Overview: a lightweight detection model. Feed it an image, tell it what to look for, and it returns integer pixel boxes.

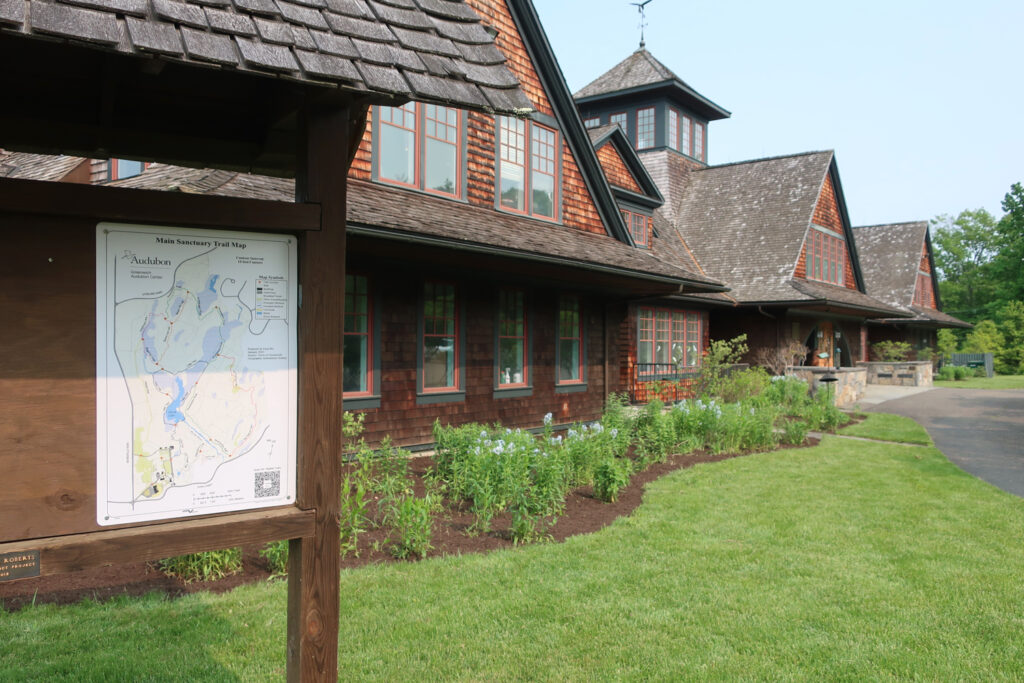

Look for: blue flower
[543,412,553,426]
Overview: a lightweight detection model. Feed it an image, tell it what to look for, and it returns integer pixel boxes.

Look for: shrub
[634,399,675,467]
[974,366,988,377]
[938,365,957,381]
[383,495,434,559]
[916,347,934,363]
[593,458,633,503]
[872,340,912,362]
[259,540,289,578]
[159,548,242,583]
[763,375,811,413]
[695,334,748,398]
[953,365,969,380]
[718,366,771,403]
[780,419,809,446]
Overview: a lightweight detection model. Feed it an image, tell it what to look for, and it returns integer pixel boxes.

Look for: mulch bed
[0,435,823,612]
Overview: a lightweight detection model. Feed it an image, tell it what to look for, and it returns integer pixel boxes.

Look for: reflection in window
[558,295,582,384]
[497,116,560,221]
[343,274,371,395]
[377,103,461,198]
[498,289,528,387]
[422,282,458,391]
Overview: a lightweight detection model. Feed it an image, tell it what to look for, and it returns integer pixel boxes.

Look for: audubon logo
[120,250,171,267]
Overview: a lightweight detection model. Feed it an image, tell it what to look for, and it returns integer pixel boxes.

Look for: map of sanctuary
[115,251,269,504]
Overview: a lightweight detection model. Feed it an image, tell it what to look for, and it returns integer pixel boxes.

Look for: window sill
[343,395,381,410]
[555,383,588,394]
[493,386,533,399]
[372,178,469,205]
[416,390,466,406]
[494,205,561,225]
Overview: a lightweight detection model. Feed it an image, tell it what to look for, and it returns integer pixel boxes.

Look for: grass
[4,427,1024,680]
[934,374,1024,390]
[838,412,933,445]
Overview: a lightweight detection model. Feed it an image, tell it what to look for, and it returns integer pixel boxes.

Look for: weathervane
[631,0,652,49]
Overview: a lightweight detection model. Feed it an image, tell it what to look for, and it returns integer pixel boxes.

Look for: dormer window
[583,117,600,128]
[621,208,651,248]
[376,103,462,199]
[807,228,845,285]
[496,116,559,221]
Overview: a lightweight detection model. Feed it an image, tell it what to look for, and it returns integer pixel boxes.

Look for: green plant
[383,495,434,560]
[872,340,913,362]
[694,334,749,399]
[916,347,934,363]
[717,366,771,403]
[974,366,988,377]
[938,365,957,381]
[259,540,289,579]
[593,458,633,503]
[781,419,809,446]
[953,365,969,380]
[158,548,242,583]
[634,399,675,468]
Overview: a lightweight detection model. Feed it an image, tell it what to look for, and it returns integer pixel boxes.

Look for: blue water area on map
[165,377,186,425]
[196,275,220,315]
[142,318,159,363]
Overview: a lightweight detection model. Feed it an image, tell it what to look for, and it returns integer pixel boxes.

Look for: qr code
[254,470,281,498]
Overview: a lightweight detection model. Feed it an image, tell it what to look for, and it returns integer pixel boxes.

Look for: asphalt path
[867,387,1024,498]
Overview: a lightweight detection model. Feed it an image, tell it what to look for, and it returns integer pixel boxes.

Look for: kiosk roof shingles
[0,0,532,112]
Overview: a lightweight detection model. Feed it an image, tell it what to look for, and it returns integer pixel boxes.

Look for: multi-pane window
[637,308,703,374]
[621,209,650,248]
[610,112,627,133]
[557,295,583,384]
[497,116,558,220]
[422,282,459,392]
[497,289,528,388]
[343,274,372,396]
[807,229,845,285]
[681,114,692,156]
[583,117,601,128]
[378,102,461,198]
[668,109,679,151]
[636,107,655,149]
[913,272,934,307]
[694,122,705,161]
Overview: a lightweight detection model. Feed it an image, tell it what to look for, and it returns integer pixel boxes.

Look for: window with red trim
[621,208,651,248]
[636,307,704,375]
[343,274,372,396]
[497,289,528,388]
[109,159,146,180]
[377,102,461,198]
[583,117,601,128]
[681,114,692,156]
[806,229,845,285]
[668,109,679,151]
[636,107,655,149]
[694,122,705,161]
[610,112,627,133]
[422,282,459,391]
[557,295,583,384]
[497,116,559,220]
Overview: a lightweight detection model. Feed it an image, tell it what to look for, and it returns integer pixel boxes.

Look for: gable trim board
[588,124,664,209]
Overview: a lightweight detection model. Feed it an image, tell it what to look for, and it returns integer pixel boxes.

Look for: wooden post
[288,102,349,682]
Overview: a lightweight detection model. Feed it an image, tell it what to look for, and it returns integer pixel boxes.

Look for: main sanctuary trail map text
[96,224,297,525]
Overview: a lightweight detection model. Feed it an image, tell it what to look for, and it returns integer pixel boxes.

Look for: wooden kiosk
[0,3,527,679]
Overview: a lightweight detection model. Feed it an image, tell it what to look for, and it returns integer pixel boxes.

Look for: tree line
[932,182,1024,374]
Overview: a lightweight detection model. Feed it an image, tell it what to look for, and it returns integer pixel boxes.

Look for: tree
[962,320,1004,354]
[936,328,958,362]
[931,209,1001,321]
[991,183,1024,305]
[995,300,1024,375]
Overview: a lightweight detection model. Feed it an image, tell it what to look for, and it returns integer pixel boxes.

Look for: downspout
[757,305,779,357]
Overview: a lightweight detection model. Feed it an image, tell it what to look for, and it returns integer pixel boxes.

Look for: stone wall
[785,366,867,409]
[857,361,933,387]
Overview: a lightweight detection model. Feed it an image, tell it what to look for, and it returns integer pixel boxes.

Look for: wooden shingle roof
[0,0,531,112]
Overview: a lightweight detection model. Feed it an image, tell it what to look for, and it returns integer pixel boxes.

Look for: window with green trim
[497,289,528,388]
[422,282,459,392]
[557,295,583,384]
[343,274,373,397]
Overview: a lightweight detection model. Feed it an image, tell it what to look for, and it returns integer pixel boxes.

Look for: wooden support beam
[287,102,349,682]
[0,177,321,233]
[0,507,315,577]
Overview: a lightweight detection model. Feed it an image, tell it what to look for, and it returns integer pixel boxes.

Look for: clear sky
[533,0,1023,227]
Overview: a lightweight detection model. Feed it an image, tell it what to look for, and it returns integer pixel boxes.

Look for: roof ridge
[699,149,833,172]
[853,220,927,230]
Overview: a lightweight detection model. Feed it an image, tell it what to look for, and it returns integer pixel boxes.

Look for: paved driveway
[867,387,1024,497]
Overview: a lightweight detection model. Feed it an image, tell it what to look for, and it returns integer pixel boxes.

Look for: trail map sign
[96,223,297,526]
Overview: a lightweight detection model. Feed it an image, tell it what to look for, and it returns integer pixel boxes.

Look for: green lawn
[934,374,1024,390]
[4,428,1024,680]
[838,412,933,445]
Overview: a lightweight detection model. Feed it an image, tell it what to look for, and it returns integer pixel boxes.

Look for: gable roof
[668,150,906,316]
[573,48,729,121]
[853,221,972,328]
[587,123,663,208]
[103,162,726,291]
[0,0,531,113]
